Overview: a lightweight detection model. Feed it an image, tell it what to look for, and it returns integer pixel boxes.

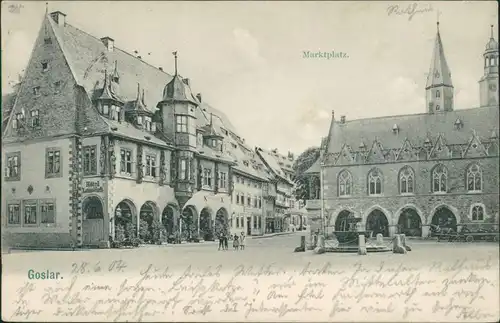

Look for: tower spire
[491,24,494,39]
[210,112,213,126]
[45,2,48,14]
[172,51,178,76]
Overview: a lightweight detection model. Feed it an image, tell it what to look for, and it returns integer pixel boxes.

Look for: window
[247,195,251,206]
[338,170,352,196]
[120,149,133,175]
[24,201,37,225]
[236,216,240,228]
[471,205,484,221]
[145,116,152,131]
[258,198,262,209]
[436,105,440,111]
[219,172,227,189]
[467,164,482,192]
[8,203,20,225]
[146,155,157,177]
[436,90,440,98]
[432,164,447,193]
[110,105,120,120]
[42,62,49,72]
[41,201,55,224]
[179,159,187,180]
[253,215,258,229]
[30,110,40,127]
[254,197,258,208]
[236,193,240,204]
[45,148,61,178]
[44,37,52,45]
[203,168,212,187]
[399,166,415,194]
[176,115,188,133]
[5,152,21,181]
[33,87,40,95]
[83,146,97,175]
[368,168,382,195]
[102,104,109,116]
[54,81,61,93]
[212,139,217,148]
[137,116,143,125]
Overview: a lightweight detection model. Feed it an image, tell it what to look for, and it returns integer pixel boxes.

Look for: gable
[429,133,451,160]
[396,138,416,161]
[463,132,488,158]
[366,140,386,163]
[3,16,79,142]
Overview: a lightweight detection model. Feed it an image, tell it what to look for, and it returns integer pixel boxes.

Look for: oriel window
[83,146,97,175]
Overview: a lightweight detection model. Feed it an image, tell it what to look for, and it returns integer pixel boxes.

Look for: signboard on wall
[82,180,104,193]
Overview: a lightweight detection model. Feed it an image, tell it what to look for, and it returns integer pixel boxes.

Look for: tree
[293,146,321,202]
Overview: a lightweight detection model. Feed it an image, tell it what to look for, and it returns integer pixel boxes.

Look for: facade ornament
[108,137,116,178]
[136,144,143,183]
[100,136,107,176]
[170,151,177,183]
[159,150,166,186]
[214,163,219,194]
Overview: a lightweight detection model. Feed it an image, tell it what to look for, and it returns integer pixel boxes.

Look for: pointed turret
[479,25,499,107]
[425,21,454,113]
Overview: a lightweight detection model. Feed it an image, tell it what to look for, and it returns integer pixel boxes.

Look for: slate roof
[255,148,294,185]
[46,13,261,176]
[325,107,499,155]
[426,25,453,89]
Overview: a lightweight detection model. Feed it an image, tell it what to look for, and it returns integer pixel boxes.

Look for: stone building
[305,23,499,238]
[1,11,294,248]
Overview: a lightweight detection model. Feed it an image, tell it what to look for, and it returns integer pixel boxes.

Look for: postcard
[2,1,499,322]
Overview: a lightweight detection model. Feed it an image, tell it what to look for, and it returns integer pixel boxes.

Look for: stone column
[389,225,397,237]
[421,225,430,238]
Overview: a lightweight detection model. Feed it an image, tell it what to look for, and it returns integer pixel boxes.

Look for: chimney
[159,67,163,71]
[101,37,114,51]
[182,78,190,86]
[196,93,202,102]
[340,116,346,124]
[137,55,142,59]
[50,11,66,27]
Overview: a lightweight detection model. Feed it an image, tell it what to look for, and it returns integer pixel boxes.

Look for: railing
[305,199,321,210]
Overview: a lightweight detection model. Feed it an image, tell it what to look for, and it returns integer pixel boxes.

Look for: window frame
[203,168,212,187]
[176,115,189,133]
[338,170,352,197]
[23,199,38,227]
[41,62,49,72]
[466,164,482,193]
[399,166,415,195]
[4,151,21,181]
[7,201,21,226]
[432,164,448,194]
[145,154,157,178]
[119,148,133,176]
[40,199,56,225]
[83,145,98,176]
[45,148,62,179]
[33,86,40,95]
[219,171,227,189]
[179,159,188,180]
[470,204,485,222]
[30,109,40,128]
[368,168,383,196]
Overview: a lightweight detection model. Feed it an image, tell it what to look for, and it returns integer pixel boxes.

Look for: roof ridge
[339,107,492,124]
[65,23,173,78]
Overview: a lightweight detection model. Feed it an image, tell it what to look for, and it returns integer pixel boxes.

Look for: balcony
[305,199,321,210]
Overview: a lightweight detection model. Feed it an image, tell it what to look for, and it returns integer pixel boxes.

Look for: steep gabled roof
[426,23,453,89]
[255,148,294,185]
[325,107,499,156]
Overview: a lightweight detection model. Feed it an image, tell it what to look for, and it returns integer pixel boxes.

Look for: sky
[1,1,497,155]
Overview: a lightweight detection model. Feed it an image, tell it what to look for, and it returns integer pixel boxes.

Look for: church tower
[426,21,454,114]
[479,25,499,107]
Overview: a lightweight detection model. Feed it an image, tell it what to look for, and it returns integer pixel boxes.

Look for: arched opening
[114,200,137,242]
[139,201,158,243]
[398,208,422,237]
[431,206,457,232]
[199,207,213,241]
[215,208,229,237]
[335,210,354,231]
[162,205,177,237]
[366,209,389,237]
[181,206,197,241]
[82,196,104,246]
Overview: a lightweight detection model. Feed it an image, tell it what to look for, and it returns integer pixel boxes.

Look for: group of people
[218,232,246,251]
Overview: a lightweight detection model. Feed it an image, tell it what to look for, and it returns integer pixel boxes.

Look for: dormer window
[42,62,49,72]
[102,104,109,116]
[145,116,152,131]
[137,116,143,125]
[30,110,40,127]
[110,105,120,121]
[436,90,440,98]
[33,87,40,95]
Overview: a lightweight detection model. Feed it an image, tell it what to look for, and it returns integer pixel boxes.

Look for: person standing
[218,232,224,251]
[240,232,246,250]
[223,231,229,250]
[233,234,239,250]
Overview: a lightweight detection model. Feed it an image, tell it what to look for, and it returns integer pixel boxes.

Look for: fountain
[326,214,391,253]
